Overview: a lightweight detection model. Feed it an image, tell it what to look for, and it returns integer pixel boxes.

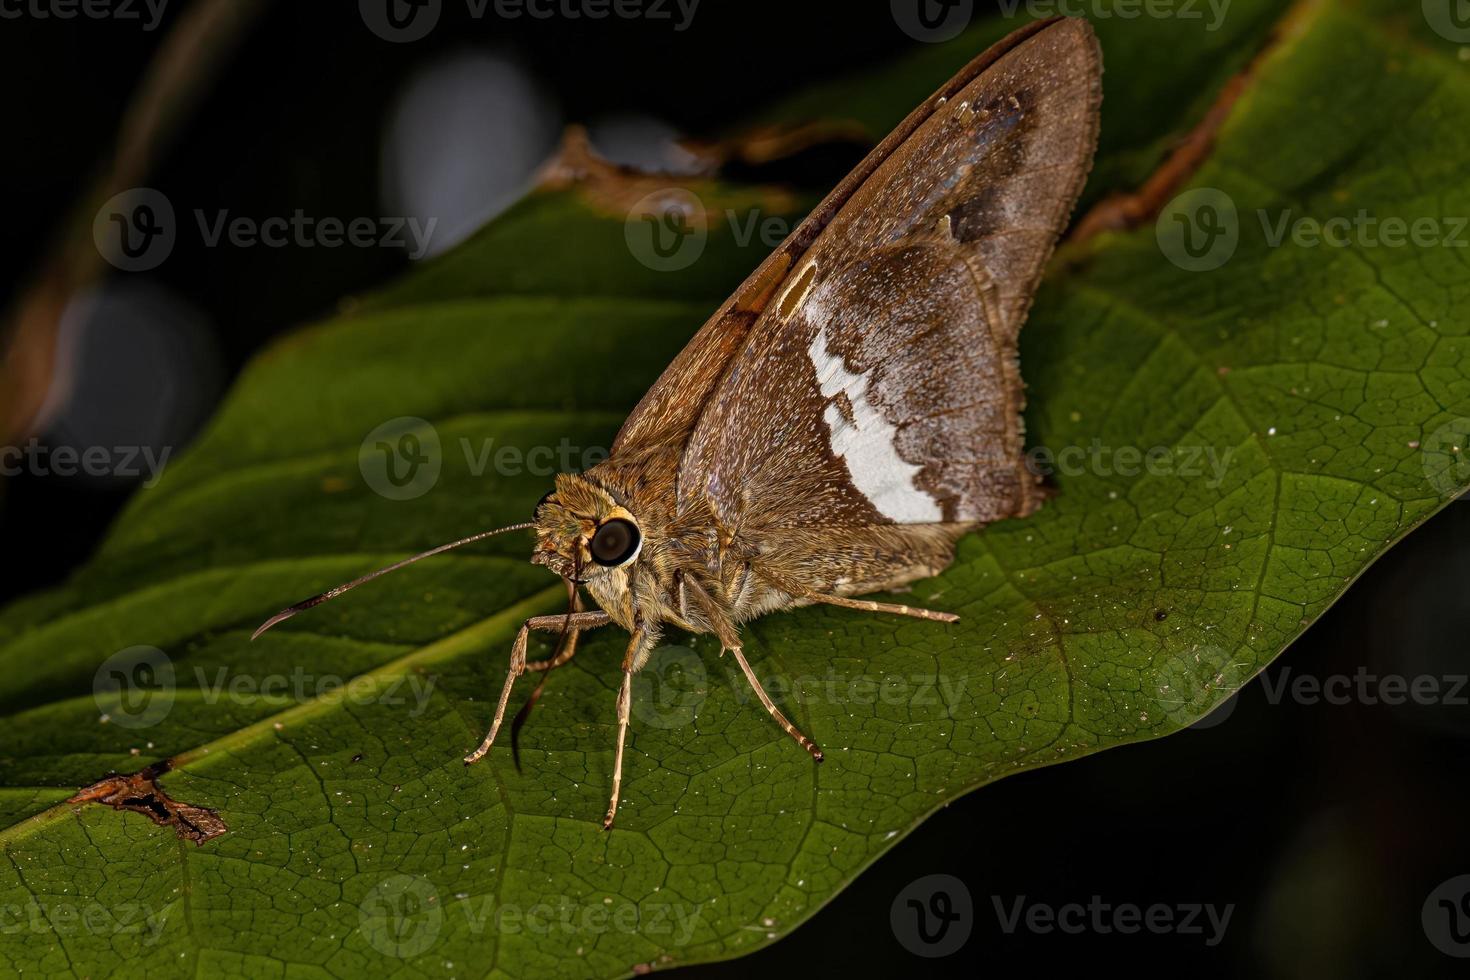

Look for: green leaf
[4,1,1469,976]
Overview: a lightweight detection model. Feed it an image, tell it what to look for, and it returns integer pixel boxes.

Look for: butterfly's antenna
[251,522,536,640]
[510,560,580,772]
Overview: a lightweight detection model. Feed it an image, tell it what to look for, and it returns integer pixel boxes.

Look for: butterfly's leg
[752,565,959,624]
[687,593,825,763]
[523,627,584,672]
[465,610,611,764]
[525,593,594,674]
[510,596,596,761]
[604,624,654,830]
[802,592,958,624]
[512,614,588,739]
[725,644,824,762]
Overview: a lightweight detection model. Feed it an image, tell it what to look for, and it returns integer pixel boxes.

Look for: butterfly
[254,16,1102,828]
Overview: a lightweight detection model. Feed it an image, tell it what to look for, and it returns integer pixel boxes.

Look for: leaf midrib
[0,583,566,847]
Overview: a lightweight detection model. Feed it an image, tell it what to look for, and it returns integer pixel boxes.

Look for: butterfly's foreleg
[604,622,655,830]
[511,594,599,758]
[464,610,611,764]
[725,643,824,763]
[802,592,958,624]
[524,599,600,674]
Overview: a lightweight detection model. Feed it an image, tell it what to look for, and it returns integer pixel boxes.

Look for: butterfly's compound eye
[534,490,555,518]
[590,518,641,567]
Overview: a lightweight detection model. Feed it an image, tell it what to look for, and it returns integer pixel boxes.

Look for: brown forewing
[608,16,1092,464]
[675,18,1102,538]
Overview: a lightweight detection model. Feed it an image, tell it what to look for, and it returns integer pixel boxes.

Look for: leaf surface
[2,2,1468,976]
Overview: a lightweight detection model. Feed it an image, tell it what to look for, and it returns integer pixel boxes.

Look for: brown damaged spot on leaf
[682,118,874,168]
[535,125,800,229]
[68,761,227,846]
[1070,0,1324,243]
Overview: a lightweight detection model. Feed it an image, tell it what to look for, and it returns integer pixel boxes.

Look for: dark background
[2,1,1467,977]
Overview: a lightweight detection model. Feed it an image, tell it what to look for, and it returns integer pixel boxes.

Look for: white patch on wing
[808,322,941,522]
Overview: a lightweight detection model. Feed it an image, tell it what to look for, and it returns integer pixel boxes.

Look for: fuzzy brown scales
[256,17,1102,830]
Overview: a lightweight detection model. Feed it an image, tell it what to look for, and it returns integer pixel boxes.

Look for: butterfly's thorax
[573,448,975,641]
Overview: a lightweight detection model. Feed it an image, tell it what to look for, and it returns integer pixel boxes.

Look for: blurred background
[1,1,1467,977]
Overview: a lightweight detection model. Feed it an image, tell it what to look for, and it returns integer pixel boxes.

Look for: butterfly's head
[530,472,642,583]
